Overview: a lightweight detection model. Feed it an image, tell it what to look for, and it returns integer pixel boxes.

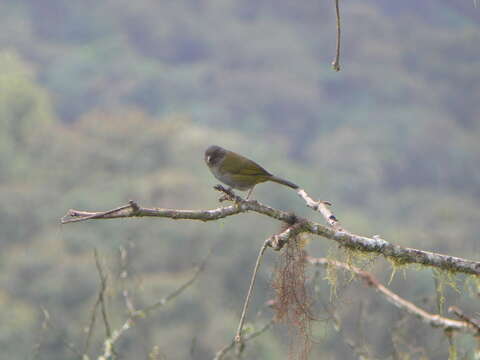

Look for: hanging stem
[235,240,269,342]
[332,0,341,71]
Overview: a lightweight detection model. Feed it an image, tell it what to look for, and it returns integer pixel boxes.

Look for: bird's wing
[225,152,272,177]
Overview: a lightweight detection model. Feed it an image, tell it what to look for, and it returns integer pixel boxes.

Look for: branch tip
[449,306,480,332]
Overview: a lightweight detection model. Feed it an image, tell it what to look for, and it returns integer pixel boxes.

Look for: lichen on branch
[61,193,480,277]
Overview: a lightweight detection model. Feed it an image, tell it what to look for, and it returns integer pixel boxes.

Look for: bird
[204,145,298,199]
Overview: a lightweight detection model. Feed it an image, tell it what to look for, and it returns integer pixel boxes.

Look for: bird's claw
[214,185,239,202]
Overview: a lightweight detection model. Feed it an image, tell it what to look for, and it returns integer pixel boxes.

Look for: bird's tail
[269,175,299,189]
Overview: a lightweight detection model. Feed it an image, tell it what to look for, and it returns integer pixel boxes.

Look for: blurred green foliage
[0,0,479,359]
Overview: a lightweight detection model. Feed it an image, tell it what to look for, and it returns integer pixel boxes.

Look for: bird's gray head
[205,145,226,167]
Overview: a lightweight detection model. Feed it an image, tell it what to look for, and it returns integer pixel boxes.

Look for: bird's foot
[214,185,243,203]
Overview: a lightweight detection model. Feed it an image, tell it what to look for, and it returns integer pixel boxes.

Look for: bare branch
[214,318,275,360]
[449,306,480,332]
[297,188,341,230]
[96,256,112,338]
[331,0,341,71]
[83,249,111,356]
[61,200,245,224]
[309,257,478,334]
[62,203,135,223]
[61,199,480,276]
[97,253,209,360]
[140,250,210,316]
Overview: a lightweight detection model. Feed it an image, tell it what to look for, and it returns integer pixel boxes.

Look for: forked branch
[97,252,209,360]
[61,192,480,276]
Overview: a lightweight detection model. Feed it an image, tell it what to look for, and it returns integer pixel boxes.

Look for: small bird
[204,145,298,199]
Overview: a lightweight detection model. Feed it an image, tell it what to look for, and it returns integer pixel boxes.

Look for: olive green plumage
[204,145,298,198]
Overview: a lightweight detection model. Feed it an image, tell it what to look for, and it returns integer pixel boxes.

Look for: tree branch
[97,252,209,360]
[297,188,341,230]
[61,198,480,276]
[83,249,111,357]
[214,318,275,360]
[308,257,478,334]
[331,0,341,71]
[449,306,480,332]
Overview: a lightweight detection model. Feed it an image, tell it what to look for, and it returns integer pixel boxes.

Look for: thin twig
[214,318,275,360]
[40,308,82,357]
[94,250,112,336]
[83,269,100,353]
[97,251,210,360]
[140,250,210,316]
[83,250,112,357]
[119,245,136,315]
[234,240,269,343]
[331,0,341,71]
[449,306,480,332]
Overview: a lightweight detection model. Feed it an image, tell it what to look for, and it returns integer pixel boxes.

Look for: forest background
[1,0,480,359]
